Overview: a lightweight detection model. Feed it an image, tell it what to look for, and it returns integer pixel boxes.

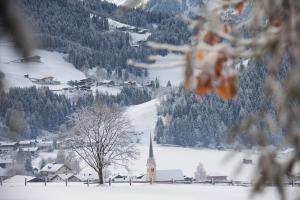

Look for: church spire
[149,133,154,158]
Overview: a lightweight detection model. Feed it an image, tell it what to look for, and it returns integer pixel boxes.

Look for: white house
[68,173,98,182]
[40,163,71,179]
[51,173,73,182]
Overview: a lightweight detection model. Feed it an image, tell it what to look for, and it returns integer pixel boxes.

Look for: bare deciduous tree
[70,103,138,184]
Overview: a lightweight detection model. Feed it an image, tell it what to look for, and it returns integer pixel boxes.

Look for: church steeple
[149,134,154,158]
[146,133,156,182]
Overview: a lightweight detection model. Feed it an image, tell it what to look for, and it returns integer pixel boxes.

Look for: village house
[20,55,41,63]
[19,147,39,156]
[51,173,73,182]
[40,163,71,179]
[0,142,18,154]
[68,173,98,182]
[19,140,36,148]
[36,141,53,151]
[97,80,115,86]
[0,157,14,169]
[206,173,228,182]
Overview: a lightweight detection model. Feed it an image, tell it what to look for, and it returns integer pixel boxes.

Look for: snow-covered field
[1,182,299,200]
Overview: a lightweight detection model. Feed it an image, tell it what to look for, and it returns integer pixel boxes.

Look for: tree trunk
[98,168,104,184]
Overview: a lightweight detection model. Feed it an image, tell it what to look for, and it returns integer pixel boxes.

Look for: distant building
[36,141,53,151]
[243,159,253,164]
[40,163,71,179]
[0,158,14,169]
[206,173,227,181]
[68,173,98,182]
[19,147,39,156]
[19,140,36,148]
[146,135,184,182]
[20,55,41,63]
[0,142,18,153]
[51,173,73,182]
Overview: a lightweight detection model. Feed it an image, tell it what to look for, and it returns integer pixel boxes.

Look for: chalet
[97,80,115,86]
[0,158,14,169]
[206,173,228,181]
[19,147,39,156]
[19,140,36,148]
[243,158,253,164]
[40,163,71,179]
[68,173,98,182]
[20,55,41,63]
[36,141,53,151]
[51,173,73,182]
[0,142,18,152]
[123,81,136,86]
[34,76,60,85]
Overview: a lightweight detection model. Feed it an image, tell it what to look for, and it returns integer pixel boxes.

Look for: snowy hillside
[0,45,120,95]
[0,45,85,90]
[108,18,151,46]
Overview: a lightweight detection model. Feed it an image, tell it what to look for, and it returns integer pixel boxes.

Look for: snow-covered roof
[0,158,13,164]
[51,173,73,181]
[19,140,33,145]
[20,147,39,152]
[36,141,53,147]
[71,173,98,181]
[100,80,114,84]
[0,142,17,146]
[156,169,184,181]
[40,163,65,173]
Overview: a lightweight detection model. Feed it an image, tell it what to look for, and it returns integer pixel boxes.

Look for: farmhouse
[51,173,73,182]
[0,158,14,169]
[20,55,41,63]
[40,163,71,179]
[19,147,39,156]
[206,173,228,181]
[68,173,98,182]
[19,140,36,148]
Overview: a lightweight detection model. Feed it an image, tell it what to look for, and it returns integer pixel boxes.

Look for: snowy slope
[123,99,259,182]
[0,45,86,91]
[0,45,120,95]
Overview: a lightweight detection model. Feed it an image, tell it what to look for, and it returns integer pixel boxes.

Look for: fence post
[0,177,2,186]
[25,178,27,186]
[129,178,132,186]
[171,179,174,184]
[150,178,153,184]
[44,177,47,187]
[109,178,111,187]
[87,179,89,187]
[65,178,68,187]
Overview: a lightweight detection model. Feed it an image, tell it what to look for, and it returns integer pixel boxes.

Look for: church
[146,135,184,183]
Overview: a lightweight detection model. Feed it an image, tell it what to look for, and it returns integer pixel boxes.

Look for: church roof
[156,169,184,181]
